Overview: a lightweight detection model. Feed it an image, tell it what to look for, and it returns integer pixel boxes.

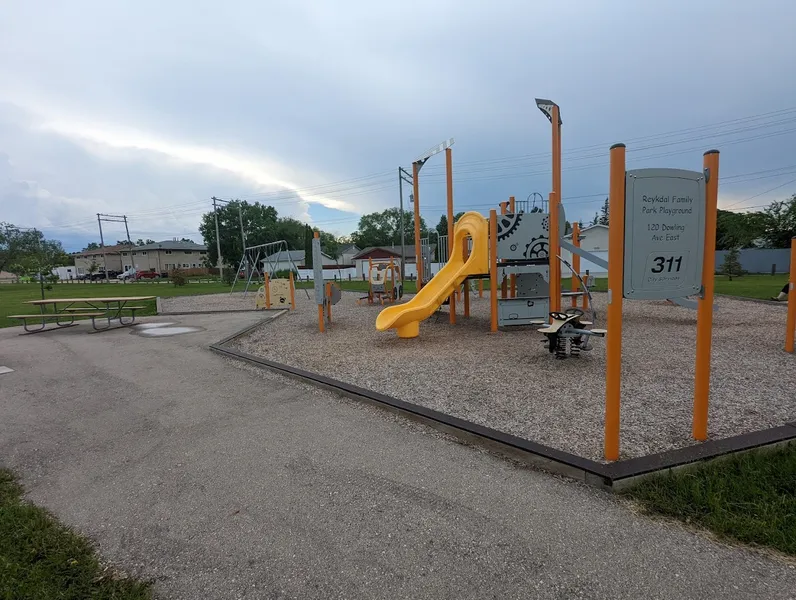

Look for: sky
[1,0,795,252]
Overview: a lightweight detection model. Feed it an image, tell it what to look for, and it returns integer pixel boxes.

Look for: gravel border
[229,290,795,462]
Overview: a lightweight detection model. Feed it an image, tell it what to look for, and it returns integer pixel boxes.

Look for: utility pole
[212,196,223,281]
[97,213,107,282]
[398,166,412,281]
[238,203,247,277]
[123,215,132,271]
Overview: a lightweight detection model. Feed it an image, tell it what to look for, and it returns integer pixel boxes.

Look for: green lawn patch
[714,274,789,300]
[0,468,152,599]
[622,443,796,556]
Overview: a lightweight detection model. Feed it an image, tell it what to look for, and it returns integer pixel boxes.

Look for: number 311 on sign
[644,252,688,280]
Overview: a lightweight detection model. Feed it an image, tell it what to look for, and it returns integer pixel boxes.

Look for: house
[352,244,437,278]
[338,244,360,266]
[0,270,18,283]
[562,224,609,277]
[261,249,337,273]
[73,244,126,273]
[121,240,209,273]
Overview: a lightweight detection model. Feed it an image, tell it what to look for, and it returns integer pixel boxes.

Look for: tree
[598,198,610,225]
[762,195,796,248]
[135,238,155,246]
[564,221,572,235]
[86,260,99,281]
[85,242,100,250]
[351,208,428,248]
[199,200,279,267]
[435,215,448,239]
[577,219,584,229]
[1,223,40,274]
[716,209,770,250]
[304,224,314,269]
[8,232,70,299]
[453,212,466,223]
[117,240,134,246]
[179,238,193,243]
[318,230,339,259]
[591,212,599,226]
[720,247,743,281]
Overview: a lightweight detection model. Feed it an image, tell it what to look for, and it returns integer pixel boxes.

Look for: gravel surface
[160,291,256,312]
[234,290,796,461]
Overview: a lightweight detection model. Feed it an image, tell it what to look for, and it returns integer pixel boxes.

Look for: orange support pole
[693,151,720,441]
[315,231,324,333]
[478,278,483,298]
[288,271,295,310]
[571,222,580,307]
[552,105,562,219]
[264,272,271,309]
[604,143,626,462]
[510,194,517,299]
[489,210,498,332]
[548,191,561,314]
[412,161,423,291]
[446,148,456,324]
[787,237,796,353]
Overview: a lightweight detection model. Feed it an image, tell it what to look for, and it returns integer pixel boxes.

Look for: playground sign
[623,168,706,300]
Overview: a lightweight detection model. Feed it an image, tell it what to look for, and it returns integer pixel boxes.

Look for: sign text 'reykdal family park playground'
[623,168,706,300]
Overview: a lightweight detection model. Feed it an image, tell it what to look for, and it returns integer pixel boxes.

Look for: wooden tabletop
[27,296,156,305]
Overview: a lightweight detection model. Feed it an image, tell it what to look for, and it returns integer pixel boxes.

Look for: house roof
[352,244,436,260]
[134,240,207,251]
[338,243,360,255]
[73,243,130,257]
[262,250,332,263]
[563,224,608,239]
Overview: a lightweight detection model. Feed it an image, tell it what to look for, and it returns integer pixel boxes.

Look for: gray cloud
[1,0,795,250]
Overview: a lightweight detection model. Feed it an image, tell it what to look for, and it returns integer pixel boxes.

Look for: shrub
[170,268,188,287]
[221,267,237,286]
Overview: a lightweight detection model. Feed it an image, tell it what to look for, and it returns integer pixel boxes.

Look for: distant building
[337,244,360,265]
[261,249,337,272]
[73,244,127,273]
[352,244,436,278]
[121,240,208,273]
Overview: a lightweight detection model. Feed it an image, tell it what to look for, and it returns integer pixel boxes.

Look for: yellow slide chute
[375,211,489,338]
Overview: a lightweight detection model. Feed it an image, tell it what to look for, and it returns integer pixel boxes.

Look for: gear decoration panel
[497,297,549,326]
[496,212,550,262]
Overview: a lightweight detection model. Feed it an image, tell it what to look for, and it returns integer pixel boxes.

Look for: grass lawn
[714,274,789,300]
[623,444,796,556]
[0,281,230,328]
[0,469,152,599]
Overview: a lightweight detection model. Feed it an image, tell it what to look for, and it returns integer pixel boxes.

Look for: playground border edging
[210,320,796,491]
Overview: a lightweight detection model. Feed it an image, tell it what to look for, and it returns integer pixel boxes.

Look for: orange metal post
[288,272,295,310]
[552,105,562,216]
[315,231,324,332]
[548,191,561,314]
[786,237,796,353]
[264,272,271,309]
[446,148,456,324]
[509,196,516,299]
[412,162,423,291]
[571,222,580,307]
[489,210,498,332]
[389,257,395,302]
[604,143,626,462]
[368,257,373,303]
[478,279,483,298]
[693,150,720,441]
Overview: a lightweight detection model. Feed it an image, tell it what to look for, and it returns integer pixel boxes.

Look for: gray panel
[312,238,325,304]
[516,272,549,298]
[498,298,549,326]
[623,168,706,300]
[330,284,342,305]
[496,212,550,262]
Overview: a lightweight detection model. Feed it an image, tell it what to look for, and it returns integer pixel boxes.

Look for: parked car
[118,268,137,281]
[134,270,162,280]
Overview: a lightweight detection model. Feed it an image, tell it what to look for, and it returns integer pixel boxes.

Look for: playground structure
[358,258,403,306]
[255,272,296,310]
[232,240,301,296]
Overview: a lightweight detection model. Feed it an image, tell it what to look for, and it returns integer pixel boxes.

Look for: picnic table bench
[9,296,156,333]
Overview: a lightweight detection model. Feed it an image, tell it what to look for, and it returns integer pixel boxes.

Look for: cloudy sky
[2,0,795,251]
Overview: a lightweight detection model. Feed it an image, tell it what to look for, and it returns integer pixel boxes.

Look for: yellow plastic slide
[376,211,489,338]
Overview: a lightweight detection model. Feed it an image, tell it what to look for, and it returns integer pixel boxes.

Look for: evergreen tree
[304,224,314,269]
[720,248,743,281]
[598,198,610,225]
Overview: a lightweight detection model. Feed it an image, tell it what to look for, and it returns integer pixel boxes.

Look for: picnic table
[9,296,156,333]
